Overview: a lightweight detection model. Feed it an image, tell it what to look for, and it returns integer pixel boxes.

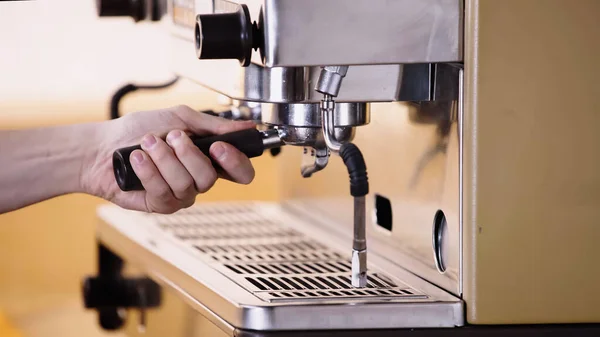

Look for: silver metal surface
[278,62,463,296]
[97,202,464,330]
[275,125,354,148]
[315,66,350,97]
[171,0,462,66]
[352,196,368,287]
[261,102,370,127]
[168,49,432,103]
[260,0,462,66]
[321,96,343,153]
[301,147,329,178]
[259,129,284,149]
[432,210,448,273]
[167,0,461,103]
[353,197,367,252]
[351,250,368,288]
[229,100,262,121]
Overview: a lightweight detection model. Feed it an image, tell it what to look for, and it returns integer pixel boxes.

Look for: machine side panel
[463,0,600,324]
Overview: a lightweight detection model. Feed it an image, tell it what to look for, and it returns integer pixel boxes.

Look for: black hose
[109,77,180,120]
[339,143,369,197]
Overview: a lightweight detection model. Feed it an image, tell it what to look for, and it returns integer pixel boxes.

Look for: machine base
[235,325,600,337]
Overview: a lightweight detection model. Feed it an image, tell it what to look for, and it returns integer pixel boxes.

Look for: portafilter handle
[112,128,282,191]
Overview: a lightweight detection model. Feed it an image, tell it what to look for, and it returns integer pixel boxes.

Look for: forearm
[0,123,101,213]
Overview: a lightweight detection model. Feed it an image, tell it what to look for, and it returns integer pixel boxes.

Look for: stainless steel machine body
[89,0,600,335]
[169,0,461,103]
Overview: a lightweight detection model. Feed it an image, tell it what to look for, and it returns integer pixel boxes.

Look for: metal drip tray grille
[150,203,427,303]
[225,261,352,274]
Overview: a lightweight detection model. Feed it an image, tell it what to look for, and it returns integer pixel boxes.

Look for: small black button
[96,0,145,22]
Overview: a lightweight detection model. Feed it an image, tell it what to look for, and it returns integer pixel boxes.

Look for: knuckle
[175,177,196,196]
[174,140,195,158]
[173,105,194,118]
[195,170,217,193]
[182,198,196,209]
[153,185,174,202]
[156,207,177,215]
[150,144,172,162]
[148,199,179,214]
[136,162,156,181]
[216,121,234,135]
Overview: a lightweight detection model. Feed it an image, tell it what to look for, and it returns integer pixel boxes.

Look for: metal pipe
[320,95,343,153]
[352,196,367,288]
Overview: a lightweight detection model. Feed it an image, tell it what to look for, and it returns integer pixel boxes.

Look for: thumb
[173,105,256,135]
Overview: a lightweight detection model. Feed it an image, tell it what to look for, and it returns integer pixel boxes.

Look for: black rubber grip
[113,128,264,191]
[339,143,369,197]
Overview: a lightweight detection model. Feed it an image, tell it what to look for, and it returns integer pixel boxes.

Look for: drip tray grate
[149,203,427,303]
[265,288,419,302]
[224,260,351,274]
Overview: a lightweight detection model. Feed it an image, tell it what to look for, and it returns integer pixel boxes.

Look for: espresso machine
[83,0,600,336]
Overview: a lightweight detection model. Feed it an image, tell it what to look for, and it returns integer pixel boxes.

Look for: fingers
[140,134,197,201]
[165,130,218,193]
[172,105,256,135]
[129,134,199,213]
[124,105,259,214]
[209,142,255,184]
[129,149,181,213]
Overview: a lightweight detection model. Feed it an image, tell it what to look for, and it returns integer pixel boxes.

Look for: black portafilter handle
[113,128,280,191]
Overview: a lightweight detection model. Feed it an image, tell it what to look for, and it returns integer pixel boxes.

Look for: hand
[83,105,256,214]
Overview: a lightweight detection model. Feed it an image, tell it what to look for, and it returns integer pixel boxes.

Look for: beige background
[0,1,278,335]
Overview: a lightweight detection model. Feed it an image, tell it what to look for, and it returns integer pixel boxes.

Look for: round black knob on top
[195,4,259,67]
[96,0,145,22]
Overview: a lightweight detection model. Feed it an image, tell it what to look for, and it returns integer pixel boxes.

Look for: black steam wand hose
[340,143,369,199]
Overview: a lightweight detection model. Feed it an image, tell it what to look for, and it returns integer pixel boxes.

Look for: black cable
[109,77,180,120]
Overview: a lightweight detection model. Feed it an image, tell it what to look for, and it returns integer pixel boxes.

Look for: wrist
[77,120,111,196]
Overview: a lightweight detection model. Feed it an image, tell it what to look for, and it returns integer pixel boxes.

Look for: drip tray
[96,202,464,331]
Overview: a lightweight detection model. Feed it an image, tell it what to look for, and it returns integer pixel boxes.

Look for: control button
[96,0,145,22]
[195,4,259,66]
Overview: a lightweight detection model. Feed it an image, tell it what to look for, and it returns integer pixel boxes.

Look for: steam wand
[316,66,369,288]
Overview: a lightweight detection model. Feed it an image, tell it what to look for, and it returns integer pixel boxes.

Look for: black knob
[82,244,162,331]
[83,276,161,330]
[96,0,146,21]
[270,147,282,157]
[195,4,259,66]
[98,308,125,331]
[83,277,161,309]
